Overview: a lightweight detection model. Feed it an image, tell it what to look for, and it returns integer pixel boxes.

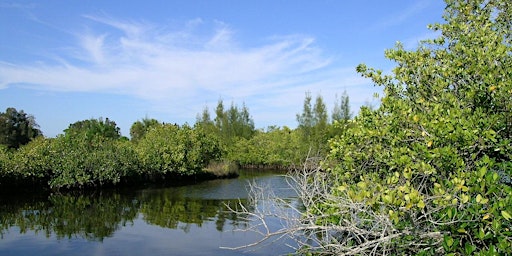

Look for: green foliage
[7,136,53,182]
[196,105,217,134]
[136,123,222,177]
[130,117,160,142]
[0,107,42,149]
[209,99,255,146]
[1,121,139,190]
[332,90,352,122]
[48,134,139,189]
[64,117,121,140]
[228,126,303,168]
[0,144,10,179]
[296,92,331,157]
[296,91,314,142]
[322,0,512,254]
[1,116,224,190]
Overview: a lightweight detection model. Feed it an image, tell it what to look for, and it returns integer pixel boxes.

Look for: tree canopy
[130,117,160,142]
[0,107,41,149]
[315,0,512,254]
[64,118,121,140]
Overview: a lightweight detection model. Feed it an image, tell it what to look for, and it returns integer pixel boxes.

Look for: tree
[135,123,222,176]
[130,117,160,142]
[312,94,328,154]
[195,105,217,136]
[0,107,41,149]
[64,118,121,140]
[210,99,255,145]
[232,0,512,254]
[296,92,330,156]
[321,0,512,254]
[239,103,255,139]
[196,105,213,126]
[214,99,225,133]
[313,94,328,130]
[296,91,314,142]
[332,90,352,122]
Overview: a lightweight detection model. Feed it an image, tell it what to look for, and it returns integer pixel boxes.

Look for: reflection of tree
[0,188,254,240]
[139,189,251,232]
[0,191,139,241]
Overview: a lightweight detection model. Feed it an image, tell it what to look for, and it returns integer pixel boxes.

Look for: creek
[0,170,299,255]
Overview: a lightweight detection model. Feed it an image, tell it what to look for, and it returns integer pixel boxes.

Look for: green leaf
[492,219,501,231]
[478,166,487,178]
[443,235,454,250]
[502,210,512,220]
[464,243,476,255]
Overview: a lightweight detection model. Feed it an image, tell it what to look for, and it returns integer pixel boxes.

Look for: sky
[0,1,446,137]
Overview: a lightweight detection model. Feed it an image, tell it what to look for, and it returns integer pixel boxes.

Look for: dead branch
[222,160,463,255]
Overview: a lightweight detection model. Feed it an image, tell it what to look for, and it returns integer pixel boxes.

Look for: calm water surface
[0,170,299,255]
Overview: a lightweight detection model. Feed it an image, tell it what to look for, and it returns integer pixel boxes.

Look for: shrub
[312,0,512,254]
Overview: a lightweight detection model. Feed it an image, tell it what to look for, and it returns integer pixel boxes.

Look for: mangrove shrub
[318,0,511,254]
[136,123,222,177]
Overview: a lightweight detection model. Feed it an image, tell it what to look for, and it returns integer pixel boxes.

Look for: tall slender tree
[332,90,352,122]
[296,91,314,143]
[297,92,330,156]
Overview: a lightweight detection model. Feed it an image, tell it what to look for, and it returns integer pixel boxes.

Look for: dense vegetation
[0,108,42,149]
[1,0,510,254]
[304,0,511,254]
[0,94,347,190]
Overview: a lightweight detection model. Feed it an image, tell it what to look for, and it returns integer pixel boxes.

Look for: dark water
[0,170,299,256]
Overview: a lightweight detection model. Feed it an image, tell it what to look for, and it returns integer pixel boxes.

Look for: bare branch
[222,162,465,255]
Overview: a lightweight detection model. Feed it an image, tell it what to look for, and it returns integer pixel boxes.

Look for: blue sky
[0,1,445,137]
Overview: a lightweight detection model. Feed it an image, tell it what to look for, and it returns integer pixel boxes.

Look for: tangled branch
[223,160,465,255]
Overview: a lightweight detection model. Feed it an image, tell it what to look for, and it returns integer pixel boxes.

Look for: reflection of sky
[169,174,297,200]
[0,213,296,256]
[0,173,299,255]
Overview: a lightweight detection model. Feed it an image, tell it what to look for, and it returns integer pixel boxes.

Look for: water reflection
[0,191,140,241]
[0,170,296,255]
[140,190,250,232]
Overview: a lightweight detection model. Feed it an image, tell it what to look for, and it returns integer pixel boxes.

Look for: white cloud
[0,15,375,126]
[80,33,107,64]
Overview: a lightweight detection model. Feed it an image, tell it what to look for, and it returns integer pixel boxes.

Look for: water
[0,170,299,256]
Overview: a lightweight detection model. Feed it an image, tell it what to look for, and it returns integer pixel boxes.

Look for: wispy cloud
[368,1,432,31]
[0,2,36,9]
[0,15,372,125]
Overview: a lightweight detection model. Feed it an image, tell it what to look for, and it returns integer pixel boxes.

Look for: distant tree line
[0,92,351,190]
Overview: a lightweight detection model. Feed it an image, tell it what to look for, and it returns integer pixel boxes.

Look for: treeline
[0,92,351,190]
[196,93,352,168]
[0,118,222,190]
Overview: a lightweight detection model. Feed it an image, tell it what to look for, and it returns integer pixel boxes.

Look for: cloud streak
[368,1,432,32]
[0,15,372,126]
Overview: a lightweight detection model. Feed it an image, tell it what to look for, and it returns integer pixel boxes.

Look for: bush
[8,136,53,182]
[136,123,222,177]
[228,127,303,168]
[310,1,512,254]
[48,135,139,189]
